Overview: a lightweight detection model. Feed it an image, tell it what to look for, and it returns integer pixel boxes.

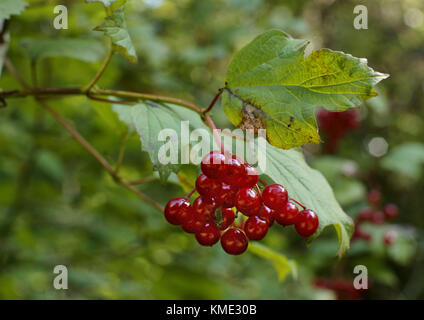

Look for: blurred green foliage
[0,0,424,299]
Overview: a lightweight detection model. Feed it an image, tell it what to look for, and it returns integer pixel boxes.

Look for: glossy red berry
[384,204,399,220]
[258,205,275,226]
[164,197,193,225]
[195,223,221,246]
[235,187,261,216]
[195,173,222,198]
[218,207,236,230]
[222,157,245,185]
[244,216,269,240]
[215,183,238,208]
[275,201,299,226]
[193,196,217,222]
[201,151,228,179]
[295,209,319,237]
[220,228,248,255]
[239,164,259,188]
[182,217,205,234]
[262,184,288,210]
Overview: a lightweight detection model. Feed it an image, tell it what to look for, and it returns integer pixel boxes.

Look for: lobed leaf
[222,30,388,149]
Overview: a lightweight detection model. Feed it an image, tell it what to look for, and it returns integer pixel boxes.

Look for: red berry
[218,207,236,230]
[193,196,217,222]
[222,157,245,185]
[295,209,319,237]
[371,210,385,224]
[262,184,288,210]
[195,174,222,198]
[235,187,261,216]
[275,201,299,226]
[368,189,381,205]
[195,223,221,246]
[258,205,275,226]
[244,216,269,240]
[164,197,193,225]
[201,151,228,179]
[215,183,238,208]
[182,217,205,234]
[220,228,248,255]
[357,207,373,222]
[384,204,399,220]
[239,164,258,188]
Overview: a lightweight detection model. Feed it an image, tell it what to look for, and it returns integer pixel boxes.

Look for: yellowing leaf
[222,30,388,149]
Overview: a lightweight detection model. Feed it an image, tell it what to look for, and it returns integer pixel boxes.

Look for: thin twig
[202,89,223,114]
[38,99,117,176]
[114,130,130,174]
[94,88,203,113]
[185,187,197,199]
[127,177,156,186]
[1,87,203,114]
[83,42,114,92]
[87,93,135,105]
[289,197,306,210]
[4,58,30,88]
[204,114,224,153]
[37,99,164,211]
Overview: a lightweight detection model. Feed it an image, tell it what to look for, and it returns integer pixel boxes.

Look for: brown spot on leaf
[240,102,266,133]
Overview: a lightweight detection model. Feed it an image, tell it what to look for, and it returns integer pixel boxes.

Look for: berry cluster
[352,189,399,245]
[317,108,359,153]
[164,151,319,255]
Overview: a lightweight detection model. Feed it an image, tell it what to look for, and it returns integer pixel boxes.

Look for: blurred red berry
[384,204,399,220]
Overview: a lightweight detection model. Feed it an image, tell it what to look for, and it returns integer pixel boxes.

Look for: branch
[0,87,203,113]
[204,113,224,153]
[202,89,223,114]
[37,99,164,212]
[127,177,156,185]
[83,41,114,92]
[94,88,204,113]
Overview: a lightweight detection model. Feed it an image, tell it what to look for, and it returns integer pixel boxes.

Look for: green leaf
[20,38,105,62]
[222,30,388,149]
[177,164,199,194]
[94,7,137,63]
[130,101,210,183]
[0,0,27,19]
[259,142,354,256]
[112,103,135,132]
[248,243,297,282]
[381,142,424,180]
